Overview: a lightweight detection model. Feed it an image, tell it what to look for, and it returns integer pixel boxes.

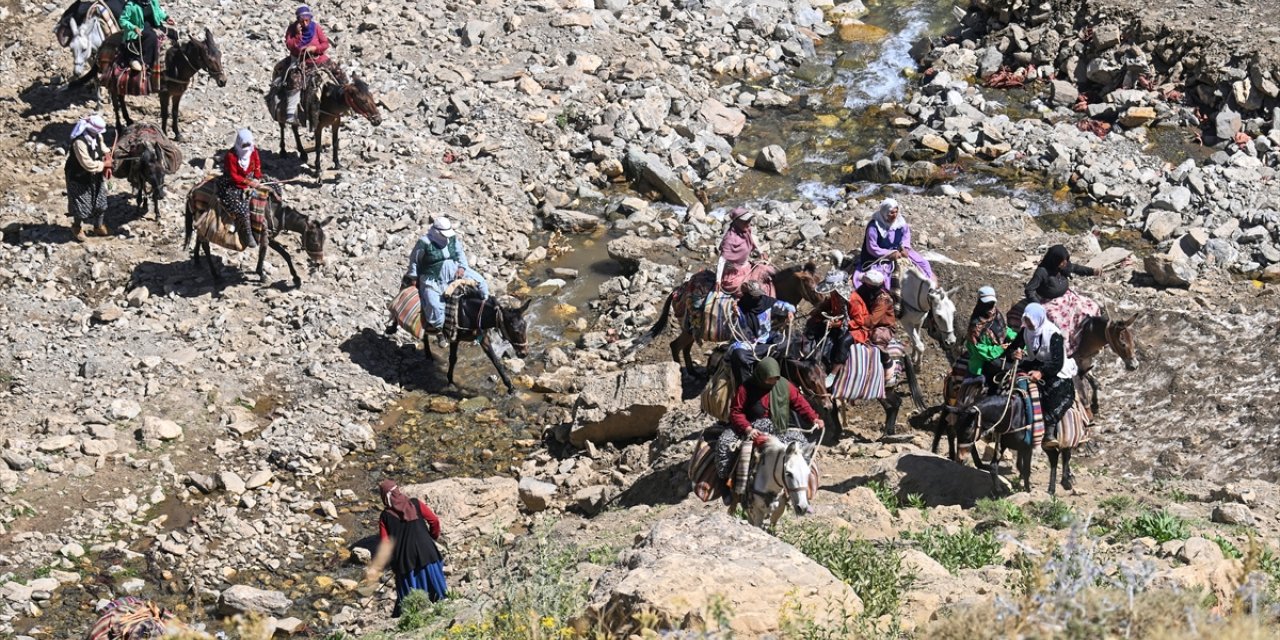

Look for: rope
[958,362,1024,448]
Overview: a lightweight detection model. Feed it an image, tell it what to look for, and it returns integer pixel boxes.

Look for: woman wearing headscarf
[365,480,447,617]
[404,216,491,340]
[716,207,776,297]
[1021,244,1103,352]
[806,270,869,373]
[716,357,822,481]
[966,285,1016,390]
[217,128,264,248]
[117,0,173,74]
[856,270,896,350]
[1006,303,1077,450]
[725,280,795,382]
[854,198,935,290]
[278,5,349,125]
[65,114,111,242]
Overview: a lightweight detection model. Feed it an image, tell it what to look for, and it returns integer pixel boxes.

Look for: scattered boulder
[1215,106,1242,140]
[219,585,293,616]
[586,513,863,635]
[1144,210,1181,241]
[402,477,520,540]
[1049,80,1078,107]
[623,149,698,208]
[140,416,183,442]
[1118,106,1157,128]
[569,362,683,447]
[1211,503,1256,527]
[698,99,746,138]
[755,145,788,174]
[546,209,602,233]
[1144,254,1195,288]
[518,477,557,513]
[869,452,994,506]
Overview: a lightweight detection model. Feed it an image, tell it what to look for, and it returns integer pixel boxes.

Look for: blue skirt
[393,561,447,616]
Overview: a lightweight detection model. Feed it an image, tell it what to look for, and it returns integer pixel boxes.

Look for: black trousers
[122,27,159,67]
[1041,375,1075,438]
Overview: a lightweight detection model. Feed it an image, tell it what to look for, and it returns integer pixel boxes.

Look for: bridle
[494,306,528,353]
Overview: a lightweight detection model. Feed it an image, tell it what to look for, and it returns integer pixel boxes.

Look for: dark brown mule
[422,296,531,394]
[96,28,227,139]
[267,75,382,177]
[783,342,924,444]
[642,263,823,371]
[1071,314,1138,413]
[184,183,330,295]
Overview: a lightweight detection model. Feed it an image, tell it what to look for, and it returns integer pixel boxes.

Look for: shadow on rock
[614,461,690,508]
[19,79,95,118]
[339,327,454,394]
[128,258,242,298]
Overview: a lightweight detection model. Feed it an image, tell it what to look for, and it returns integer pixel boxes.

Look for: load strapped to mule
[387,279,485,341]
[268,54,339,130]
[186,176,277,252]
[97,30,167,96]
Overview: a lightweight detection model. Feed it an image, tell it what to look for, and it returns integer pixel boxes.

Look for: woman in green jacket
[118,0,173,72]
[966,286,1016,390]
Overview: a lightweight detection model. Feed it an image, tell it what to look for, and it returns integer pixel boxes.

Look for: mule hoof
[292,277,302,288]
[1062,477,1074,491]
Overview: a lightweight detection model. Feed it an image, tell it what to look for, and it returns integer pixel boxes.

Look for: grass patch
[1027,499,1076,529]
[1211,535,1244,560]
[779,521,916,618]
[1119,509,1191,544]
[973,497,1027,526]
[865,479,924,516]
[397,591,451,632]
[902,526,1002,573]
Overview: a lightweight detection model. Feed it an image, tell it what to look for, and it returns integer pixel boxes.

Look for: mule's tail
[904,357,926,412]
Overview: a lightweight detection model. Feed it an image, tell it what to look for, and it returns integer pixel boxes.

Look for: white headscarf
[1020,303,1057,352]
[872,198,907,234]
[70,114,107,149]
[234,128,255,170]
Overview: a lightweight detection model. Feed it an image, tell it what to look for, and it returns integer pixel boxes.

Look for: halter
[494,306,528,352]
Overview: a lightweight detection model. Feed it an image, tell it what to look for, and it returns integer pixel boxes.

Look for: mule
[784,346,924,443]
[112,123,180,219]
[746,437,813,529]
[642,263,823,371]
[1071,314,1138,413]
[96,28,227,139]
[184,183,329,293]
[267,75,382,177]
[421,295,531,394]
[899,267,959,366]
[65,11,115,80]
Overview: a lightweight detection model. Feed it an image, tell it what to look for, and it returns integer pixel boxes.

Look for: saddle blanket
[101,62,151,96]
[248,187,271,234]
[688,431,820,503]
[700,291,738,343]
[1057,396,1092,449]
[188,179,245,252]
[831,343,885,401]
[1014,377,1045,448]
[389,286,425,340]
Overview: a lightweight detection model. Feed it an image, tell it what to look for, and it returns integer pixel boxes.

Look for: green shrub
[397,591,449,632]
[1211,535,1243,560]
[779,522,916,618]
[973,498,1027,525]
[1028,499,1076,529]
[1120,509,1191,544]
[902,526,1002,573]
[866,479,901,516]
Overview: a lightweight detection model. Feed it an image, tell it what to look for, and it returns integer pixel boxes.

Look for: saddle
[114,123,183,173]
[270,57,337,128]
[187,177,279,252]
[98,31,166,96]
[442,280,484,342]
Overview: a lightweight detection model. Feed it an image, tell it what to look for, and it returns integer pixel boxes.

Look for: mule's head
[794,261,823,306]
[926,286,959,355]
[782,441,812,516]
[139,144,166,200]
[499,298,532,359]
[1109,315,1139,371]
[69,18,95,77]
[193,28,227,87]
[301,213,332,266]
[349,76,383,126]
[781,357,831,412]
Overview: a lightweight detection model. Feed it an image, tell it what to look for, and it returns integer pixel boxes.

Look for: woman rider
[278,6,349,125]
[716,357,823,486]
[966,285,1016,392]
[217,129,265,249]
[118,0,173,74]
[805,270,869,378]
[726,280,795,383]
[716,207,776,297]
[1018,244,1106,352]
[1006,303,1078,450]
[854,198,935,291]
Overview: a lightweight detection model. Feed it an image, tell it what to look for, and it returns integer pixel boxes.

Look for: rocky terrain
[0,0,1279,637]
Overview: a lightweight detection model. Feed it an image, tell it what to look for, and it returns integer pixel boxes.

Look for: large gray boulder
[402,477,520,541]
[569,362,682,447]
[623,149,699,208]
[1144,254,1195,288]
[586,513,863,635]
[218,585,293,616]
[870,452,996,506]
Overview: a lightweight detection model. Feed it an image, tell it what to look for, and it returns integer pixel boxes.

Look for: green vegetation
[865,479,924,516]
[397,591,452,633]
[1027,499,1076,529]
[1119,509,1191,544]
[779,521,916,619]
[902,526,1002,573]
[1211,535,1244,560]
[973,497,1028,525]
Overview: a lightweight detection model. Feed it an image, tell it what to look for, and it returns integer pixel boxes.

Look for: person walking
[365,480,448,617]
[65,114,112,242]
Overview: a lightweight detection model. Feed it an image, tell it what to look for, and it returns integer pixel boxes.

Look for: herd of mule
[52,0,533,387]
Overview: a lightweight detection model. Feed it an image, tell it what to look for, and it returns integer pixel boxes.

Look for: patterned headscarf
[295,6,317,45]
[70,114,107,149]
[379,479,420,522]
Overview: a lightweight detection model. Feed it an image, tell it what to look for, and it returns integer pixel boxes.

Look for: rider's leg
[140,27,158,70]
[284,68,302,124]
[459,267,490,298]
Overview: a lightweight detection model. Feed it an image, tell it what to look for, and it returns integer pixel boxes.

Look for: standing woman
[1007,303,1077,450]
[365,480,448,616]
[65,114,112,243]
[853,198,935,290]
[217,129,263,248]
[716,207,776,297]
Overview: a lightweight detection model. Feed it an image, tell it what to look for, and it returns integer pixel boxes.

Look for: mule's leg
[1019,448,1032,493]
[331,123,341,170]
[255,239,268,280]
[880,390,902,437]
[1086,373,1101,416]
[989,441,1003,494]
[1061,448,1074,491]
[120,94,133,126]
[159,92,170,138]
[446,339,460,386]
[1046,449,1059,498]
[768,499,786,530]
[292,122,304,160]
[170,91,184,142]
[422,335,434,361]
[313,126,323,177]
[480,336,515,393]
[200,241,222,293]
[111,93,123,130]
[268,240,301,287]
[279,119,287,156]
[671,331,695,370]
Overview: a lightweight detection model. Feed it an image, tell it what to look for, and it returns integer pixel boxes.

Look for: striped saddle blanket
[688,428,820,503]
[700,291,738,342]
[187,178,244,252]
[1057,395,1092,449]
[248,187,272,234]
[831,343,886,401]
[1012,377,1045,447]
[389,286,425,340]
[86,597,174,640]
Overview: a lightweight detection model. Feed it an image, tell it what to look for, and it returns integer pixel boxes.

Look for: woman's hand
[363,567,380,585]
[1029,371,1043,382]
[134,27,143,35]
[887,250,902,261]
[750,430,770,447]
[455,267,466,280]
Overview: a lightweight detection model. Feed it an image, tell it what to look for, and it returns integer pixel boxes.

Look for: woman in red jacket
[279,5,349,124]
[217,128,263,248]
[365,480,448,617]
[715,357,822,482]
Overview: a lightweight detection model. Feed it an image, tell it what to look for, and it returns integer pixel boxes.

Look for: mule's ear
[518,298,532,313]
[319,216,334,228]
[70,17,79,32]
[1122,314,1137,326]
[944,286,959,297]
[204,27,214,43]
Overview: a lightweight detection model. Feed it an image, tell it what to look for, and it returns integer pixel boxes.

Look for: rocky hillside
[0,0,1279,637]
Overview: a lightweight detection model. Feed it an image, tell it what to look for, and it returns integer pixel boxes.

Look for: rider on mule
[806,269,869,377]
[276,5,348,125]
[1021,244,1105,353]
[716,207,776,297]
[1006,302,1078,450]
[966,285,1016,392]
[853,198,935,291]
[217,128,268,249]
[716,357,822,488]
[726,281,795,382]
[117,0,173,73]
[405,217,490,343]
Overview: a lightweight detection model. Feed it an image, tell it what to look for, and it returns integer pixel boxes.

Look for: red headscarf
[378,479,419,522]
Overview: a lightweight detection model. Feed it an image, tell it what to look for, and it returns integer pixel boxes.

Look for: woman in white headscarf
[853,198,935,290]
[1007,302,1077,449]
[216,128,265,248]
[65,114,111,242]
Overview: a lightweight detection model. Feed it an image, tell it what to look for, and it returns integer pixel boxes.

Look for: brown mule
[268,75,382,177]
[95,28,227,139]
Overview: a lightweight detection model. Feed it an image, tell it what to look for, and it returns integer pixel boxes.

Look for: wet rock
[569,362,682,447]
[698,99,746,138]
[607,236,677,274]
[1211,503,1256,527]
[219,584,293,616]
[755,145,788,174]
[1144,254,1194,288]
[518,477,557,512]
[586,513,862,635]
[853,157,892,182]
[793,62,836,86]
[623,149,698,208]
[546,210,602,233]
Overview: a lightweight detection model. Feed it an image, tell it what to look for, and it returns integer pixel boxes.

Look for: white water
[842,7,932,110]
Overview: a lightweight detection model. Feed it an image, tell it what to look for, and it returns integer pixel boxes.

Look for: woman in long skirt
[365,479,448,616]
